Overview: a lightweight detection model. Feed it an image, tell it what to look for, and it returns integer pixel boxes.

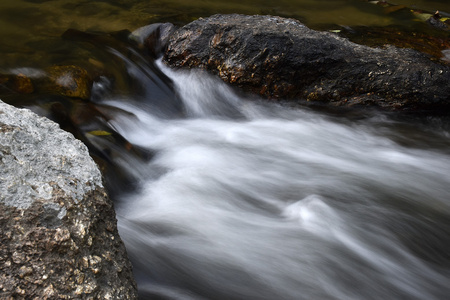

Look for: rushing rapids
[85,47,450,299]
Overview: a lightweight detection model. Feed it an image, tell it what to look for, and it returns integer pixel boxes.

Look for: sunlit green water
[1,0,450,68]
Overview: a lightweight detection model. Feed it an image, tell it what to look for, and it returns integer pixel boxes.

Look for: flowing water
[92,55,450,299]
[1,1,450,299]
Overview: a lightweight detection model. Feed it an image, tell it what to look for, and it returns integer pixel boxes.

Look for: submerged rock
[0,73,34,94]
[42,65,92,99]
[0,101,137,299]
[164,14,450,112]
[1,65,93,100]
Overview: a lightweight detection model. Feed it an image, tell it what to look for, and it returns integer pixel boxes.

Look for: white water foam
[102,61,450,300]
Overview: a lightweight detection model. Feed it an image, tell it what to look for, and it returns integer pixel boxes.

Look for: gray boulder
[0,100,137,299]
[164,14,450,112]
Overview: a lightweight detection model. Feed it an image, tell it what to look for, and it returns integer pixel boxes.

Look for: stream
[97,56,450,299]
[1,1,450,299]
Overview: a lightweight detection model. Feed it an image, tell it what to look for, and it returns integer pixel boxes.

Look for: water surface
[2,0,450,67]
[107,61,450,299]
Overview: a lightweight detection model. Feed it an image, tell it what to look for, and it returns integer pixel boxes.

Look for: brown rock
[0,73,34,94]
[43,65,92,99]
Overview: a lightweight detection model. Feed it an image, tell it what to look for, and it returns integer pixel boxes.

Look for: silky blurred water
[88,60,450,299]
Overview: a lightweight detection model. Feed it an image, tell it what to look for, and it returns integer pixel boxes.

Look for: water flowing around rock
[94,59,450,300]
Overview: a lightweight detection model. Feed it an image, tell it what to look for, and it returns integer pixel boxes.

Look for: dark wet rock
[144,23,177,57]
[426,14,450,30]
[132,23,177,57]
[0,100,137,299]
[164,14,450,112]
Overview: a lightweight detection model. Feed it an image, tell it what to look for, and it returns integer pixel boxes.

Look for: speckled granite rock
[0,100,137,299]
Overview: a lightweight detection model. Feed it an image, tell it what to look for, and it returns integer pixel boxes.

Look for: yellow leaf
[87,130,112,136]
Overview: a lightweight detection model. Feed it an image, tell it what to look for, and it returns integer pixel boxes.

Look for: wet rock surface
[164,14,450,112]
[131,23,177,58]
[0,100,137,299]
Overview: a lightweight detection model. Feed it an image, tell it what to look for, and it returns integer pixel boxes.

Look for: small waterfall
[94,58,450,299]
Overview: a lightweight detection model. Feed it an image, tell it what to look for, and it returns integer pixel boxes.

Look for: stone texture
[0,100,137,299]
[43,65,92,100]
[164,14,450,112]
[131,23,177,58]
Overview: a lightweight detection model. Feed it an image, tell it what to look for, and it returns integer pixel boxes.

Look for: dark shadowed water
[1,1,450,299]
